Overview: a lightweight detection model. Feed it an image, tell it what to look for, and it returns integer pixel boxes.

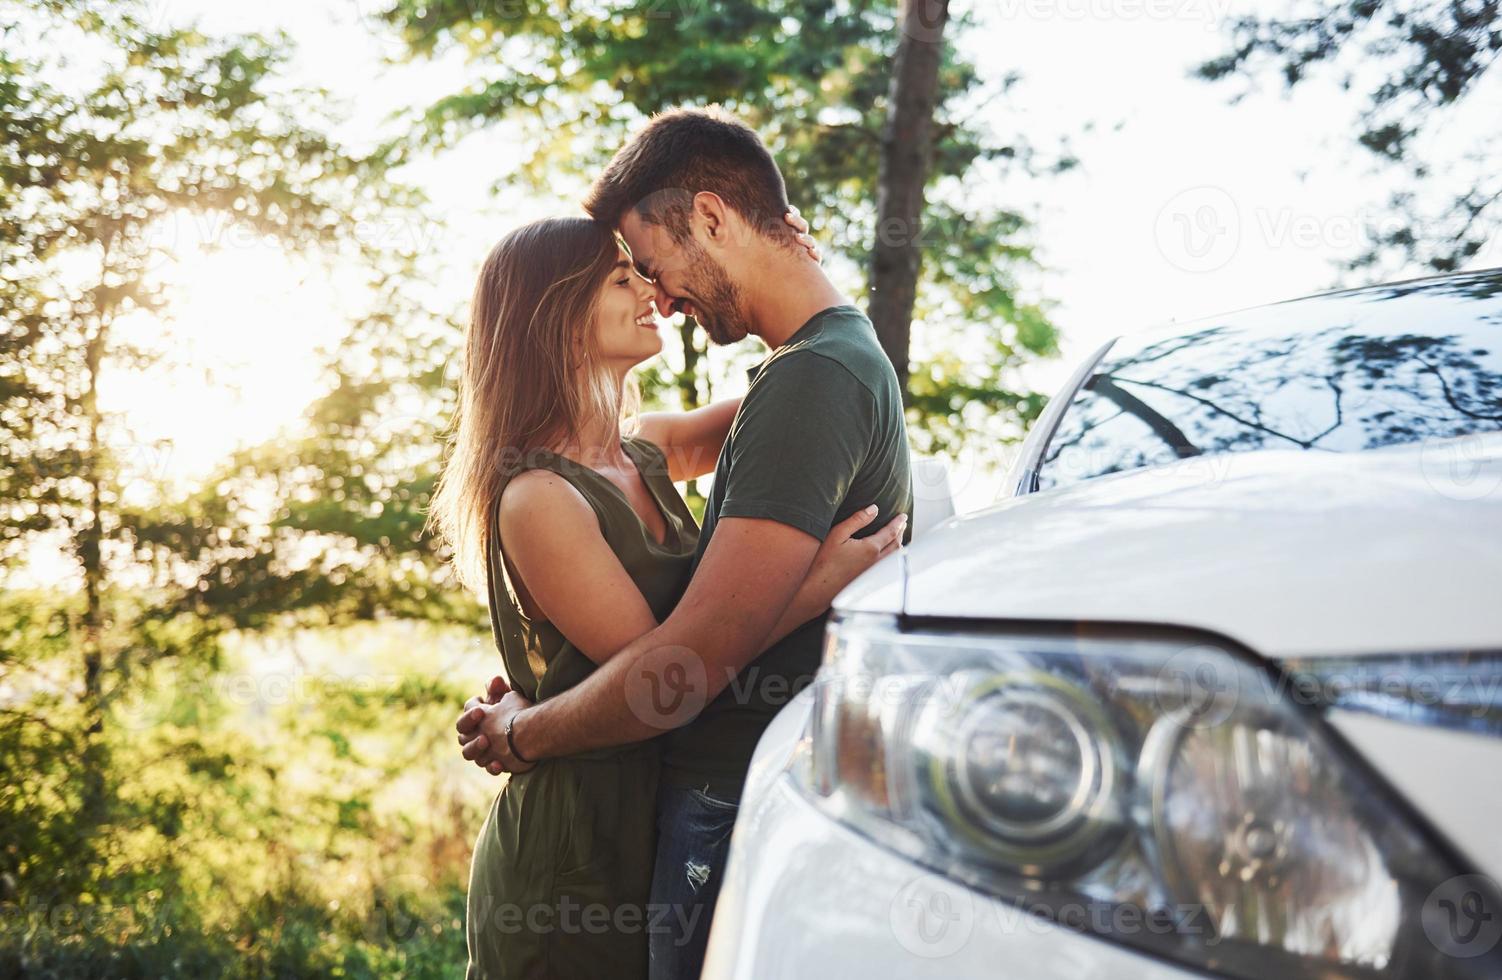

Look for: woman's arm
[763,505,907,648]
[497,470,661,663]
[635,397,741,482]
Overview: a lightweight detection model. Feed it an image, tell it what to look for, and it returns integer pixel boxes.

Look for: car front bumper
[701,690,1204,980]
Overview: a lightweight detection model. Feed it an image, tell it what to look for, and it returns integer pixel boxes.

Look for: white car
[704,269,1502,980]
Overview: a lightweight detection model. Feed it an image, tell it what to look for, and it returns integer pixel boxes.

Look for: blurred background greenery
[2,0,1497,975]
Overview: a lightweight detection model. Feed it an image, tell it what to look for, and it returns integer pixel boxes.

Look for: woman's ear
[569,310,592,365]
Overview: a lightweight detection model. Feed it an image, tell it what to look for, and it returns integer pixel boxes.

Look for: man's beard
[680,242,751,345]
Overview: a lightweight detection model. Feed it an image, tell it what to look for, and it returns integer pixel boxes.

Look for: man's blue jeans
[648,783,739,980]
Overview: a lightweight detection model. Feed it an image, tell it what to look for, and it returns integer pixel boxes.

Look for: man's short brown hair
[583,106,790,244]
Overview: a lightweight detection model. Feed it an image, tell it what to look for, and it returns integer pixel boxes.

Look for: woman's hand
[784,205,822,264]
[456,675,538,775]
[800,505,907,613]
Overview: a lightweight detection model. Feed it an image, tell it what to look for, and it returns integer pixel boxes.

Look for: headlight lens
[913,669,1127,877]
[806,614,1502,979]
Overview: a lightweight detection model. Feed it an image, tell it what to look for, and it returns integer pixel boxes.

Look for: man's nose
[654,282,677,317]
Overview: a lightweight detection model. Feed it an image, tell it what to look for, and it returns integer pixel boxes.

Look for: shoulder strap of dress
[623,434,673,483]
[481,494,515,674]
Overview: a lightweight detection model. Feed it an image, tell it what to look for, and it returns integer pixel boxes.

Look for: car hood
[839,431,1502,660]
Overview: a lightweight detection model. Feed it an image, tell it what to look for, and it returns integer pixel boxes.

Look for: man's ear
[691,191,730,244]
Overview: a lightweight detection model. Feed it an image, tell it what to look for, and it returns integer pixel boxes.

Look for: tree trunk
[676,320,706,505]
[77,238,112,825]
[79,317,108,825]
[869,0,951,401]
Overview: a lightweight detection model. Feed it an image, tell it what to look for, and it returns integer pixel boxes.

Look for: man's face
[619,209,751,346]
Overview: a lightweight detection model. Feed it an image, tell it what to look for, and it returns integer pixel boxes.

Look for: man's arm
[457,504,904,771]
[507,515,819,760]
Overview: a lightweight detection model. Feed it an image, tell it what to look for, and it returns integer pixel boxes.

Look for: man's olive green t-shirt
[662,304,913,800]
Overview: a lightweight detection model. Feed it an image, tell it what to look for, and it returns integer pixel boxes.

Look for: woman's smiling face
[593,242,663,368]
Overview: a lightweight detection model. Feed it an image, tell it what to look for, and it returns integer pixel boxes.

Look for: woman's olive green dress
[465,437,699,980]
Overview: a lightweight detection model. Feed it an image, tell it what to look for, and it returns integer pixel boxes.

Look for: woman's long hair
[428,217,629,589]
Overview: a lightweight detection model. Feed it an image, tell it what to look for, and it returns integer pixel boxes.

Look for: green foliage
[2,601,484,978]
[376,0,1067,461]
[125,307,480,633]
[2,2,487,974]
[1199,0,1501,274]
[0,0,471,700]
[1,0,396,628]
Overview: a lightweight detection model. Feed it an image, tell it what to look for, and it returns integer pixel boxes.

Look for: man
[457,106,913,979]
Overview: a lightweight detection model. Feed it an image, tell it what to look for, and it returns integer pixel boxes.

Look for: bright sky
[110,0,1502,512]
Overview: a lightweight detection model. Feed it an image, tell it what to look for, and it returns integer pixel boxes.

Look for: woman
[428,214,903,980]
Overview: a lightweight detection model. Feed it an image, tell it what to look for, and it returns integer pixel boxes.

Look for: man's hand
[456,681,538,775]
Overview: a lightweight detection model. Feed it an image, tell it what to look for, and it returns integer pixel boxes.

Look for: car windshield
[1037,274,1502,492]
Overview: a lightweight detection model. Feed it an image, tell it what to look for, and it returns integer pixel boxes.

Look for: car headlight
[805,613,1502,979]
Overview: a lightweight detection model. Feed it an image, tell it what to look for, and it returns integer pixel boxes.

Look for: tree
[871,0,950,397]
[1,3,509,971]
[1198,1,1502,275]
[3,8,491,967]
[0,0,396,836]
[375,0,1069,459]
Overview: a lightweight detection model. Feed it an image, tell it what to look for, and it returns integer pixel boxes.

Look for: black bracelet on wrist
[504,712,535,765]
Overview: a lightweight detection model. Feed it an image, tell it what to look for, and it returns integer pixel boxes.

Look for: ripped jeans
[648,784,739,980]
